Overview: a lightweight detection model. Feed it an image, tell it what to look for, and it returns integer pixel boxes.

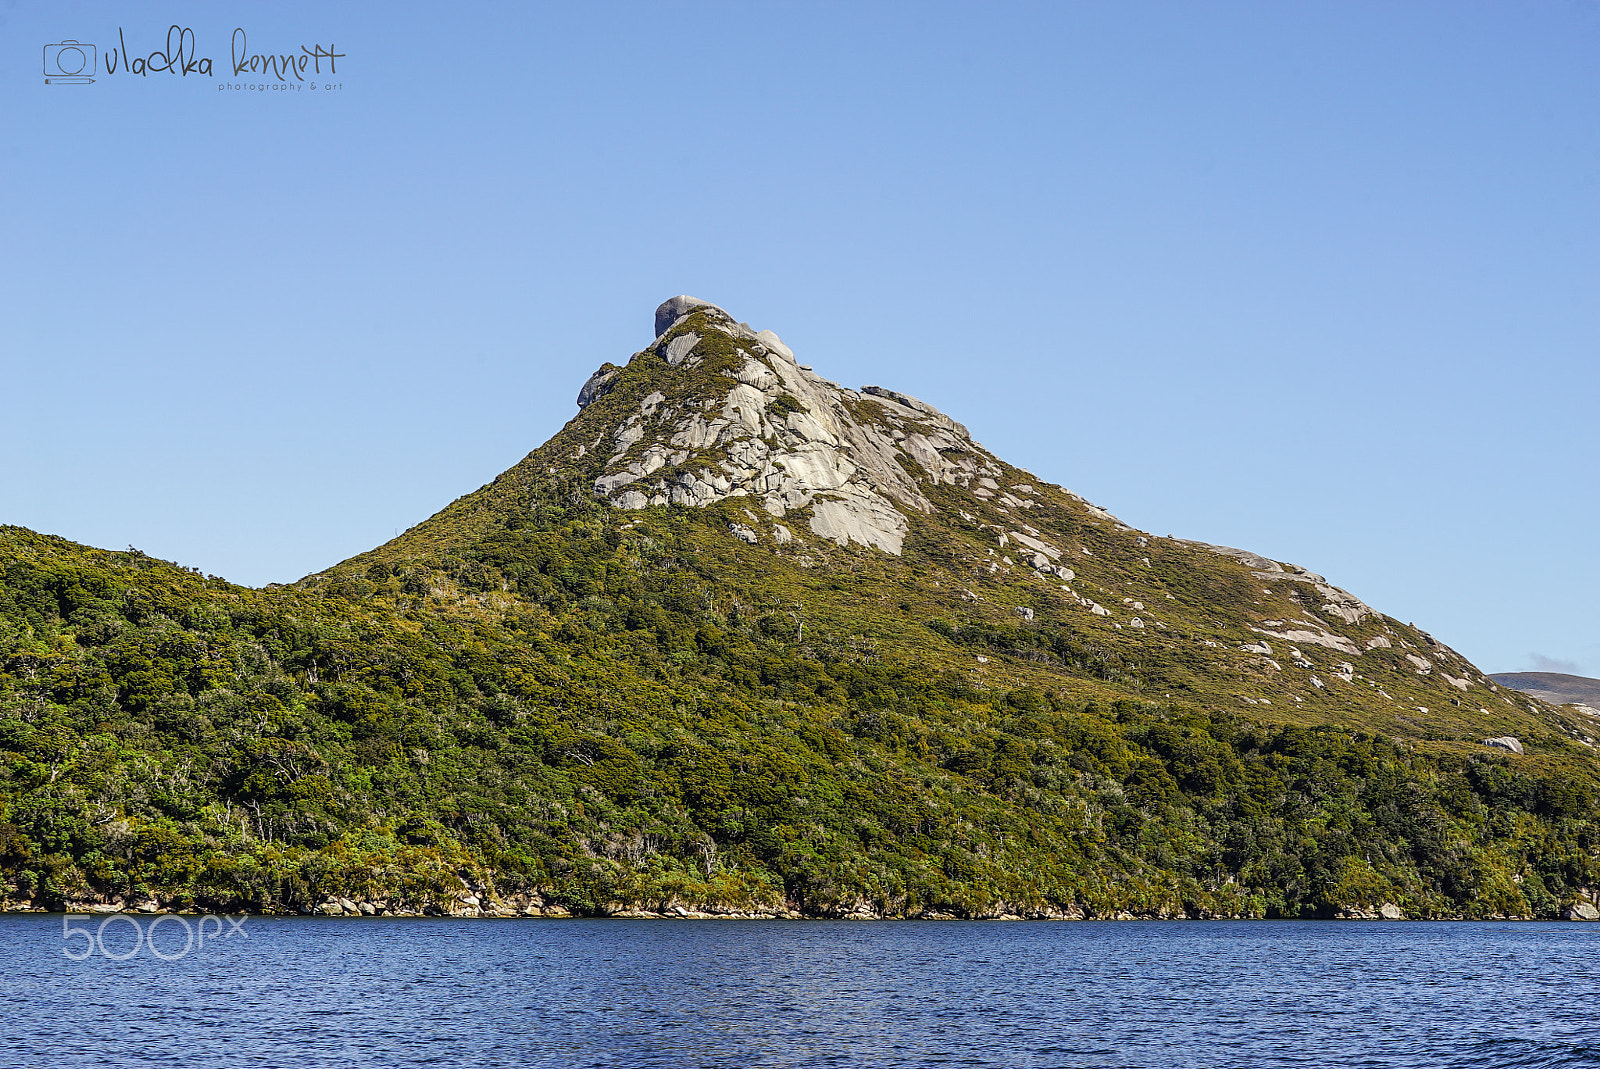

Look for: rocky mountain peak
[532,298,1524,729]
[571,298,1008,555]
[653,295,726,337]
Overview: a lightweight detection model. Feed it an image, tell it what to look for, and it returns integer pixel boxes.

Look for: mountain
[1493,672,1600,718]
[0,296,1595,921]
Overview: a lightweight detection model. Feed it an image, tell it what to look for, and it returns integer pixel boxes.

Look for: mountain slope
[1493,672,1600,732]
[334,297,1582,749]
[0,297,1595,921]
[1492,672,1600,708]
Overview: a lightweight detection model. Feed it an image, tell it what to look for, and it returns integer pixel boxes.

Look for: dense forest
[1,504,1594,919]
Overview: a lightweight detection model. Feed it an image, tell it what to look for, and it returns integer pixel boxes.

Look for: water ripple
[3,917,1598,1068]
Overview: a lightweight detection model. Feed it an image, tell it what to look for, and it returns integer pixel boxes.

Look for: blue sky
[1,1,1595,676]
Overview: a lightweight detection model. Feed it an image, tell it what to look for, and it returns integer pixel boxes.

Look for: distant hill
[0,296,1595,921]
[1492,672,1600,712]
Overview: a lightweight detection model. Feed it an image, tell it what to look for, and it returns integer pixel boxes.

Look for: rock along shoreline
[7,895,1599,922]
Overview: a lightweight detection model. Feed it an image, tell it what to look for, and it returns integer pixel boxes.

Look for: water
[3,916,1598,1068]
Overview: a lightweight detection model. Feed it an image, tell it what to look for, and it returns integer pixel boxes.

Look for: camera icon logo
[44,40,97,84]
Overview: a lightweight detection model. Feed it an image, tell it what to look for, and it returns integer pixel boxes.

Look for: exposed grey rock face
[1251,625,1361,656]
[577,365,621,408]
[663,332,701,367]
[809,496,908,555]
[1481,736,1525,755]
[590,299,1018,555]
[654,296,725,338]
[1565,902,1600,921]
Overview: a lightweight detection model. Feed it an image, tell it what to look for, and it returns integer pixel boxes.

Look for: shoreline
[6,906,1597,922]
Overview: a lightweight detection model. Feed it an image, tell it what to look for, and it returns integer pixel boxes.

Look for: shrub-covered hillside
[0,299,1594,920]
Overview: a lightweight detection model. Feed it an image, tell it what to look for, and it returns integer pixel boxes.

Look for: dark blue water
[3,916,1598,1068]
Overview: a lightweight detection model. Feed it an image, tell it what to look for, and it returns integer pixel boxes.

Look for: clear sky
[2,1,1595,677]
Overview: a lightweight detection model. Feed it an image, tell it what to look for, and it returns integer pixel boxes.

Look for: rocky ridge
[540,297,1555,740]
[577,296,1006,555]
